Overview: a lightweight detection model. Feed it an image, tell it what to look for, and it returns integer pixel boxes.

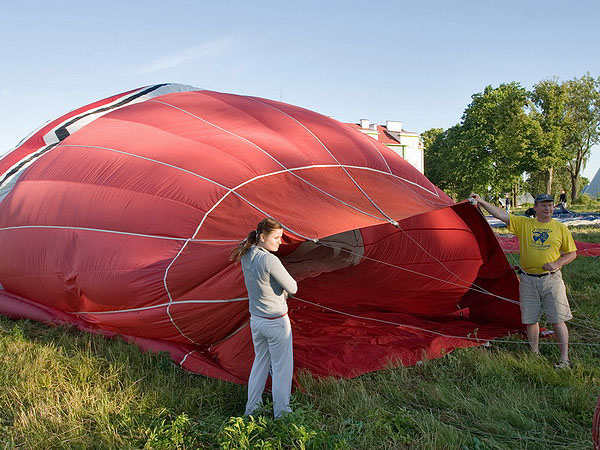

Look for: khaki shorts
[519,271,572,324]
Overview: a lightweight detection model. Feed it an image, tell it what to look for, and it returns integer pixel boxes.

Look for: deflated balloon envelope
[0,83,521,383]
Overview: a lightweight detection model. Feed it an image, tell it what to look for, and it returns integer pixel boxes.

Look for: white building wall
[388,133,423,173]
[352,120,424,173]
[386,121,403,132]
[356,128,379,140]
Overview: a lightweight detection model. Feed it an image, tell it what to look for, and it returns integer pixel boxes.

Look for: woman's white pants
[245,314,293,418]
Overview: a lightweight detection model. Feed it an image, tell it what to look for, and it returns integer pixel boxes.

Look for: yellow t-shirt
[508,214,577,273]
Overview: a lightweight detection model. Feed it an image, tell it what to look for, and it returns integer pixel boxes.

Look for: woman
[231,217,298,418]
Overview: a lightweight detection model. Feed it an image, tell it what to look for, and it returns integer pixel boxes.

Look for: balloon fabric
[0,84,521,383]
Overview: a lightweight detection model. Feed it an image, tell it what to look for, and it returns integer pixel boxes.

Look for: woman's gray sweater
[241,246,298,318]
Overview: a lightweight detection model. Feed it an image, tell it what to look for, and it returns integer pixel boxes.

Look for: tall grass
[0,228,598,448]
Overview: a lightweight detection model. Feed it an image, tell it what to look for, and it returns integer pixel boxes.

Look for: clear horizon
[1,0,598,181]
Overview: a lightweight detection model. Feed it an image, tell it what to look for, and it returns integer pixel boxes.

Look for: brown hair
[230,217,283,262]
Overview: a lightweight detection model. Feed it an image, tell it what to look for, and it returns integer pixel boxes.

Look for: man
[470,193,577,368]
[559,190,567,207]
[504,193,511,212]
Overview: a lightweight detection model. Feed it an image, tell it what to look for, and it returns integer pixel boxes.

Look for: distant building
[346,119,424,173]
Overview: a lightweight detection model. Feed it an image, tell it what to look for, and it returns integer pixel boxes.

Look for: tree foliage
[525,166,573,202]
[563,74,600,201]
[529,78,570,193]
[424,74,599,202]
[424,83,538,200]
[424,126,462,199]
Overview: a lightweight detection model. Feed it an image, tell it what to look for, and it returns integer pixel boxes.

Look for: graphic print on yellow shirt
[508,214,577,273]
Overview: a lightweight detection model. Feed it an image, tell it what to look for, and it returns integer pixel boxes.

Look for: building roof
[346,123,419,146]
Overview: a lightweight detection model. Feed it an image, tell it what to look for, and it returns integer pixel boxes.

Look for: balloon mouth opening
[276,211,517,326]
[279,228,365,283]
[277,222,469,319]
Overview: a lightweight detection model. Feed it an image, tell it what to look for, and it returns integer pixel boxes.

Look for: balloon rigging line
[0,84,188,189]
[151,97,445,229]
[179,350,197,366]
[314,238,520,305]
[362,139,445,209]
[247,96,443,206]
[356,125,394,174]
[208,320,250,351]
[244,97,397,226]
[148,99,391,223]
[290,295,600,347]
[5,87,597,354]
[0,225,239,242]
[358,135,446,210]
[391,220,504,300]
[74,297,249,315]
[499,237,600,335]
[319,236,600,333]
[181,322,252,370]
[315,236,600,337]
[291,295,491,341]
[239,102,514,334]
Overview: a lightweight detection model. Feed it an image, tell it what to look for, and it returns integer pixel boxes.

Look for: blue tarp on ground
[487,207,600,228]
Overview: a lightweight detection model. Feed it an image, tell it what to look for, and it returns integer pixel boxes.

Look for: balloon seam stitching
[0,225,239,242]
[74,297,249,315]
[146,99,393,220]
[244,97,398,224]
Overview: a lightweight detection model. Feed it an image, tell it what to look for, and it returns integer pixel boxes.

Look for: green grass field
[1,227,599,449]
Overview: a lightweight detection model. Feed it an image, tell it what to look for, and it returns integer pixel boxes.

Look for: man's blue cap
[535,193,554,203]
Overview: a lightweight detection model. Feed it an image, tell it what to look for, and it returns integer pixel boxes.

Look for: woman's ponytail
[230,230,258,262]
[230,218,283,262]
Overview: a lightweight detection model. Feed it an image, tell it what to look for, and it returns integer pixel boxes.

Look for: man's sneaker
[554,360,571,369]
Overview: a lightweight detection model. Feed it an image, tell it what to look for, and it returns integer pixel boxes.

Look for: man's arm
[469,193,510,225]
[542,251,577,272]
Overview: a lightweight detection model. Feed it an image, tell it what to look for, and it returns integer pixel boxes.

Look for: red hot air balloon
[0,84,521,383]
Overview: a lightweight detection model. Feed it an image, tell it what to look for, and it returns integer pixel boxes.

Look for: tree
[422,76,599,203]
[529,78,570,194]
[422,127,445,188]
[423,83,538,201]
[423,125,466,199]
[421,127,444,153]
[525,166,584,201]
[458,83,538,200]
[563,74,600,202]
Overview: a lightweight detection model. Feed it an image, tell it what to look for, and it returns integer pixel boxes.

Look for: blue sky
[1,0,599,180]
